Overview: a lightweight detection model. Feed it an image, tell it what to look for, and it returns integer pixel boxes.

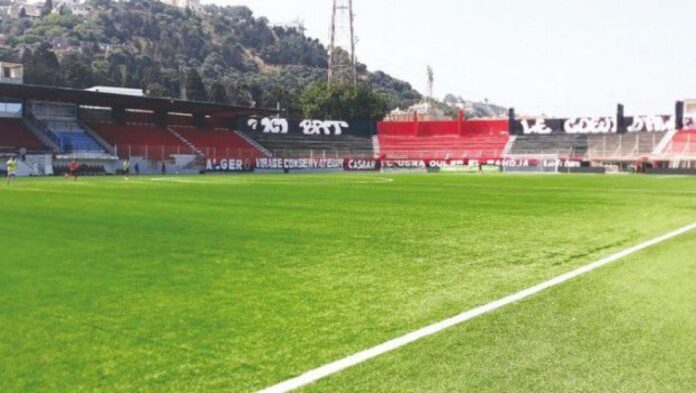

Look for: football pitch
[1,172,695,392]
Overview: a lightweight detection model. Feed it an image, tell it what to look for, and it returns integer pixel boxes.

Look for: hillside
[443,94,508,118]
[0,0,421,115]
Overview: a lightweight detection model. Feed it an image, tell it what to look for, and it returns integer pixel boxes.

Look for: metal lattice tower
[328,0,357,87]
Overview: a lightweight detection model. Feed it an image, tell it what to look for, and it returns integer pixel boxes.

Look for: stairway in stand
[233,130,273,158]
[166,126,204,156]
[371,135,381,158]
[502,135,516,156]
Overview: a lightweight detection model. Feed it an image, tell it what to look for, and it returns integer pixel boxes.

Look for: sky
[209,0,696,117]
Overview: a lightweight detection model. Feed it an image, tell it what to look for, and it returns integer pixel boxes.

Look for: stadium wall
[377,118,508,137]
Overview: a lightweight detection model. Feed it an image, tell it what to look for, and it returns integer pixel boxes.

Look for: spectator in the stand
[6,156,17,185]
[68,158,79,181]
[134,162,140,176]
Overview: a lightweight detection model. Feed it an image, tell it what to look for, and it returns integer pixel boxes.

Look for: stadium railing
[112,145,375,161]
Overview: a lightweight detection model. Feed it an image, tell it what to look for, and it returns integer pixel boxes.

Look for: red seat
[669,130,696,155]
[0,118,47,151]
[378,119,509,159]
[173,127,264,159]
[89,123,193,159]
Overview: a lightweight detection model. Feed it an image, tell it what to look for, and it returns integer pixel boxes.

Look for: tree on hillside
[208,81,228,104]
[41,0,53,17]
[62,54,94,88]
[146,83,168,98]
[22,44,63,86]
[0,0,422,111]
[301,82,388,121]
[182,68,207,101]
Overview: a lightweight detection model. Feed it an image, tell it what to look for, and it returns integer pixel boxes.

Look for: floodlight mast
[328,0,357,88]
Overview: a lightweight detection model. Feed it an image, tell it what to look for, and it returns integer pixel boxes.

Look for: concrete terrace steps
[22,117,61,153]
[653,128,679,155]
[371,135,381,158]
[166,126,204,156]
[78,121,117,155]
[233,130,273,158]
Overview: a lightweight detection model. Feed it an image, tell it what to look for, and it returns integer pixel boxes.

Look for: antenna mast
[427,65,434,103]
[328,0,357,87]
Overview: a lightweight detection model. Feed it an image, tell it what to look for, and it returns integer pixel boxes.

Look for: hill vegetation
[0,0,420,118]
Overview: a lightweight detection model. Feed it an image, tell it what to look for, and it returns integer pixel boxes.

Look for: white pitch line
[258,221,696,393]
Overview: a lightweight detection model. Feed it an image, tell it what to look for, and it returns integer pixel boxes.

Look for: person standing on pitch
[6,156,17,185]
[68,158,79,181]
[122,159,131,180]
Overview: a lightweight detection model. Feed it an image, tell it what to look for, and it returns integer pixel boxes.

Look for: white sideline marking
[258,222,696,393]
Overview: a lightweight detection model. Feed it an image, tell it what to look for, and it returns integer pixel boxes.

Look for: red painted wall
[378,118,509,137]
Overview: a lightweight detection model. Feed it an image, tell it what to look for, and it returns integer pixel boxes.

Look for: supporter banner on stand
[238,117,377,137]
[625,116,675,132]
[379,159,503,172]
[203,157,516,173]
[503,158,583,170]
[381,159,427,169]
[205,158,255,172]
[255,158,344,170]
[343,158,381,171]
[511,115,675,135]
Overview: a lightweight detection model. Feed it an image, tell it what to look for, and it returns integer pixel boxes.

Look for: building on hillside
[52,0,90,16]
[167,0,200,11]
[384,102,450,121]
[48,37,81,55]
[5,0,42,18]
[271,19,307,35]
[0,62,23,84]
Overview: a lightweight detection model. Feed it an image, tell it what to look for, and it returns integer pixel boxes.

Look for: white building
[385,102,449,121]
[167,0,200,10]
[0,62,23,84]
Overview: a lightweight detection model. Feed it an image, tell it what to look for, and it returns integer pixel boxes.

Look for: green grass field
[1,173,695,392]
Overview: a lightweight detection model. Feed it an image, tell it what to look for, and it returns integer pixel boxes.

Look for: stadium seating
[47,121,105,154]
[89,122,194,159]
[0,117,48,152]
[244,133,376,158]
[172,127,265,159]
[664,130,696,156]
[587,132,664,159]
[378,119,509,159]
[508,134,588,158]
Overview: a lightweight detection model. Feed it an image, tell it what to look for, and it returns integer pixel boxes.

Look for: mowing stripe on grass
[258,221,696,393]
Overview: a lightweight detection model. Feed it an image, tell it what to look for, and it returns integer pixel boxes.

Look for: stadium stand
[377,119,509,159]
[89,122,195,159]
[47,121,105,154]
[171,126,265,159]
[245,133,375,158]
[508,134,588,158]
[663,129,696,156]
[0,117,48,152]
[587,132,665,159]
